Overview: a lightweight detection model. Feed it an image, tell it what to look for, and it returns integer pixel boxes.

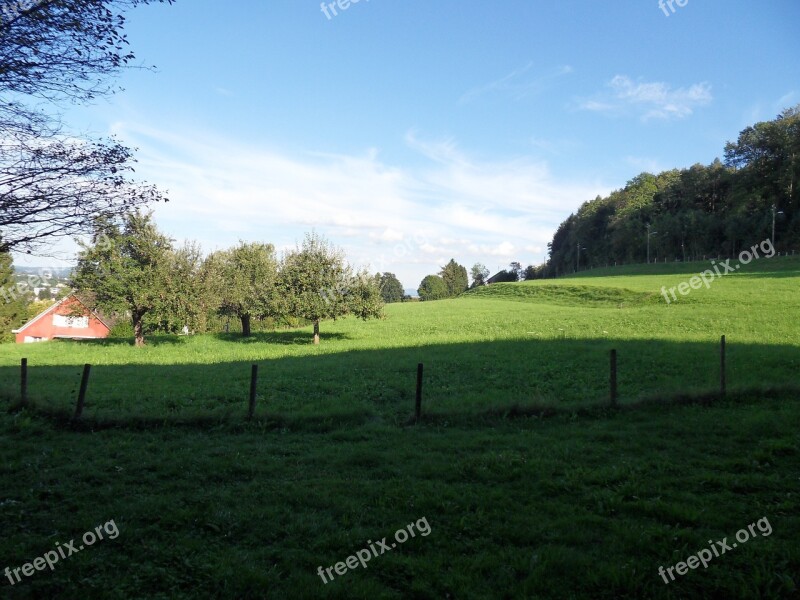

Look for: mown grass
[1,256,799,598]
[462,282,658,307]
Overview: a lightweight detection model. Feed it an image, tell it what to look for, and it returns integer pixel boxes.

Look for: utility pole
[772,204,784,247]
[646,224,658,264]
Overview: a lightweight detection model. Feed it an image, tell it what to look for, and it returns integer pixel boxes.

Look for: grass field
[1,256,799,598]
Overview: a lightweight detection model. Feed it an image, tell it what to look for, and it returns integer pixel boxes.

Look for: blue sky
[19,0,800,289]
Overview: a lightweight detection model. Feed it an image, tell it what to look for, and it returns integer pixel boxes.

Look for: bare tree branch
[0,0,174,254]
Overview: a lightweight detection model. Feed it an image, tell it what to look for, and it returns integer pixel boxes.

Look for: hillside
[0,260,798,598]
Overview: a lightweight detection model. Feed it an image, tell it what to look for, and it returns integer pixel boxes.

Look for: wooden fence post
[415,363,423,421]
[720,335,726,398]
[610,349,618,406]
[248,364,258,421]
[20,358,27,407]
[73,364,92,420]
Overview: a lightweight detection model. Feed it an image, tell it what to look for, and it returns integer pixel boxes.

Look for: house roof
[11,294,112,334]
[486,272,505,284]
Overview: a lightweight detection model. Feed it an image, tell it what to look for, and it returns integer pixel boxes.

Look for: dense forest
[544,105,800,276]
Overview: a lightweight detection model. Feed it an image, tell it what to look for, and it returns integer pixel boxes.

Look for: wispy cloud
[579,75,712,121]
[624,155,666,174]
[529,136,582,156]
[214,87,234,97]
[460,63,573,104]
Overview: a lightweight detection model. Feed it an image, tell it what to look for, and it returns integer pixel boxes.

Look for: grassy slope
[0,257,799,598]
[1,257,798,422]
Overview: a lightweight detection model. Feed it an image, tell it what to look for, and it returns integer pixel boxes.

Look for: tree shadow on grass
[734,269,800,279]
[211,330,351,345]
[3,335,800,432]
[57,335,190,348]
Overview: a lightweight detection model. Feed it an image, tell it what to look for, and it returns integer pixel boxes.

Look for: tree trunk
[133,313,145,347]
[313,319,320,345]
[241,314,251,337]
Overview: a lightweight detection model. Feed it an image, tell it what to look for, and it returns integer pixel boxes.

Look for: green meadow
[1,257,799,598]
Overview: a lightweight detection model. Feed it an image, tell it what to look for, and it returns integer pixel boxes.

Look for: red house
[12,295,111,344]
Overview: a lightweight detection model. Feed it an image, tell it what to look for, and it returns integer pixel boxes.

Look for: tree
[439,259,468,297]
[377,272,404,303]
[347,270,385,322]
[210,242,279,337]
[0,0,173,253]
[155,241,211,335]
[508,262,522,281]
[417,275,447,301]
[522,265,539,280]
[0,252,28,342]
[542,106,800,273]
[0,135,167,253]
[470,263,489,288]
[26,299,55,321]
[72,212,175,347]
[0,0,174,105]
[279,232,382,345]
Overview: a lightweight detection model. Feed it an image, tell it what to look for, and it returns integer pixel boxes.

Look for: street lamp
[772,204,784,247]
[646,224,658,264]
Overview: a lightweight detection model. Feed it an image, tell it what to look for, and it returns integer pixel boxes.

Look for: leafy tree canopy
[72,212,204,346]
[545,106,800,275]
[470,263,489,288]
[279,232,382,344]
[207,242,279,336]
[418,274,447,301]
[377,272,404,303]
[439,259,468,297]
[0,252,28,342]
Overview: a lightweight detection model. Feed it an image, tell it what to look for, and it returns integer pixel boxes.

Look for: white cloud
[82,123,609,287]
[467,241,516,257]
[369,228,405,242]
[579,75,712,121]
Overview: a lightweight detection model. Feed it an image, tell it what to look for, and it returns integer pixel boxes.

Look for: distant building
[486,271,518,284]
[12,295,111,343]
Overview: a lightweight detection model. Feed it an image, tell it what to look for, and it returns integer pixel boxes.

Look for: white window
[52,314,89,329]
[23,336,46,343]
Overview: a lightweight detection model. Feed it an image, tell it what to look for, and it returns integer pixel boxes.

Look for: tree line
[71,214,384,346]
[543,106,800,276]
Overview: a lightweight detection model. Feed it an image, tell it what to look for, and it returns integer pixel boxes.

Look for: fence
[10,336,734,425]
